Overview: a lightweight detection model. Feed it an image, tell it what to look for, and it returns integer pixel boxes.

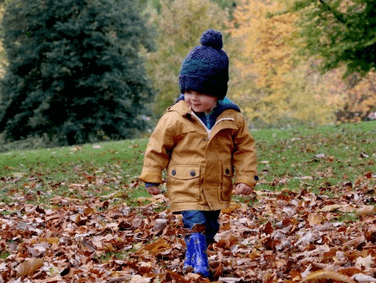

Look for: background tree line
[0,0,375,148]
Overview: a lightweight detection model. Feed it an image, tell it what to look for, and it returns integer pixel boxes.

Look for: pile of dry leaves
[1,173,376,282]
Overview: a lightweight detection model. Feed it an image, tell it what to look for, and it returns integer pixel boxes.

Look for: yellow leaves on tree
[227,0,335,126]
[230,0,299,90]
[143,0,374,125]
[309,66,376,122]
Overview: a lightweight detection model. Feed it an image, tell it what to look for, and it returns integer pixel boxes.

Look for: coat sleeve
[232,116,258,188]
[139,113,176,184]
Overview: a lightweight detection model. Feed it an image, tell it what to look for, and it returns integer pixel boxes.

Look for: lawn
[0,121,375,282]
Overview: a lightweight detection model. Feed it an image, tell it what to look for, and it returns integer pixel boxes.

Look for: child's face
[184,90,218,114]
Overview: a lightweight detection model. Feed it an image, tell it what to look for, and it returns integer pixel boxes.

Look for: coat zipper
[191,111,234,140]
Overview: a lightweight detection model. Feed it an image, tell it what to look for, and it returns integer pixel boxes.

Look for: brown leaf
[129,275,151,283]
[320,204,343,212]
[221,202,241,214]
[213,262,223,278]
[263,221,274,235]
[140,238,170,256]
[16,258,44,277]
[215,231,239,250]
[44,237,59,244]
[304,270,356,283]
[356,205,376,216]
[83,206,96,216]
[153,219,168,234]
[323,248,337,260]
[365,225,376,243]
[365,171,373,179]
[307,213,325,225]
[338,267,364,277]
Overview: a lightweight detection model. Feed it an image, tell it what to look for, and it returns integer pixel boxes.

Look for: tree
[143,0,228,117]
[0,0,155,145]
[294,0,376,76]
[0,2,6,79]
[228,0,335,127]
[292,0,376,121]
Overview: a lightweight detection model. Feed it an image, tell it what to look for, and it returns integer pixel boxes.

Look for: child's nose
[191,93,199,100]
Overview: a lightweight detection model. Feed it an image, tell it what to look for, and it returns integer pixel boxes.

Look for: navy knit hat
[179,29,229,100]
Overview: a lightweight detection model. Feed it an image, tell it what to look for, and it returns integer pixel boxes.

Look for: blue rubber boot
[183,236,193,271]
[185,232,210,277]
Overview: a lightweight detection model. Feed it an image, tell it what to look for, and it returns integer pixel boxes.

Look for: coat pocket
[221,163,233,201]
[167,165,201,203]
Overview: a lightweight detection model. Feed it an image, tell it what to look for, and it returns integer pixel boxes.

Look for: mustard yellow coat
[139,100,257,212]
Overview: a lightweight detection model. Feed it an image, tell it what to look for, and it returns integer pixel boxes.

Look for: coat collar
[167,100,192,117]
[170,94,240,117]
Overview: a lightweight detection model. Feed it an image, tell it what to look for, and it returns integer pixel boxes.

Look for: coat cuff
[235,175,259,188]
[139,169,163,184]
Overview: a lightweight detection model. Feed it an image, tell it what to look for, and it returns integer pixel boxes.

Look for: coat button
[225,169,230,175]
[202,137,207,141]
[254,175,259,181]
[172,170,176,176]
[190,170,196,177]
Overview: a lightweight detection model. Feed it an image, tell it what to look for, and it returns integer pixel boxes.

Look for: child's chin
[192,107,204,112]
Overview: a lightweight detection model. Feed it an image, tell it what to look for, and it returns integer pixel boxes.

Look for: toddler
[139,29,258,278]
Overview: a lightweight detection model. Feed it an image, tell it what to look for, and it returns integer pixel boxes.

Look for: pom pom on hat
[200,29,223,49]
[179,29,229,100]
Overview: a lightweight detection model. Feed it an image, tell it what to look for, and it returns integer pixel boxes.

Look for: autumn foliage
[227,0,375,127]
[0,0,374,136]
[1,176,376,282]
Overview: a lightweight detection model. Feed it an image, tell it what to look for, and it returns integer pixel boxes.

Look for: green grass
[254,121,376,194]
[0,138,151,207]
[0,121,375,207]
[331,212,360,224]
[1,139,148,170]
[0,251,10,259]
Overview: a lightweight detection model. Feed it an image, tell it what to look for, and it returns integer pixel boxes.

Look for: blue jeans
[181,210,221,246]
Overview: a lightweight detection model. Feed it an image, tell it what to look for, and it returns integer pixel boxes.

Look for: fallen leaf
[355,255,374,269]
[16,258,44,277]
[129,275,151,283]
[351,273,376,282]
[307,213,325,225]
[140,238,170,256]
[315,153,326,159]
[356,206,376,216]
[305,270,356,283]
[320,204,343,212]
[11,172,26,178]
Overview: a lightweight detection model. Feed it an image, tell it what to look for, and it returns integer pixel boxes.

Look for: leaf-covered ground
[1,181,376,283]
[0,122,376,282]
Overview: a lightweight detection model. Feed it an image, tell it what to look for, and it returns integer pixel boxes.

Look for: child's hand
[147,186,161,195]
[234,183,254,195]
